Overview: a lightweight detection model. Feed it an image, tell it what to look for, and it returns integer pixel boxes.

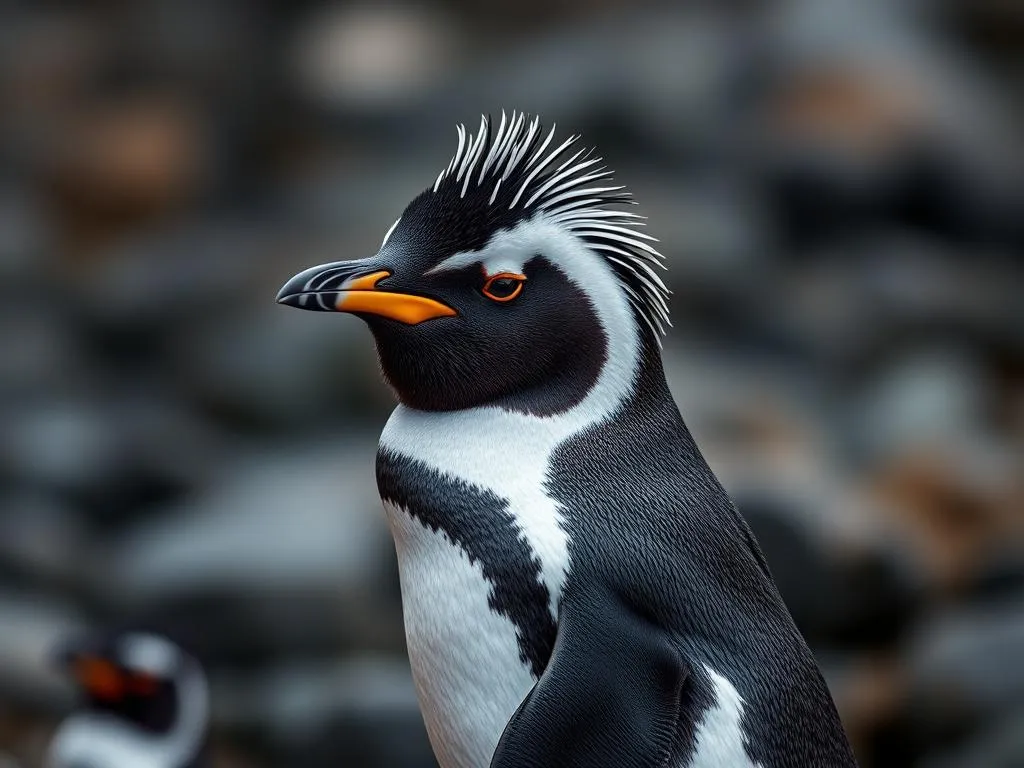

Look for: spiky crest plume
[431,111,671,339]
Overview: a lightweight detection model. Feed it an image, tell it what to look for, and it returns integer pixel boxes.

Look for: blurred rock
[217,657,435,767]
[291,4,461,114]
[821,653,908,762]
[850,346,991,462]
[0,394,223,524]
[0,590,86,710]
[906,597,1024,740]
[437,10,740,158]
[177,303,386,432]
[1,399,123,501]
[0,494,88,590]
[103,393,229,509]
[109,441,400,660]
[872,441,1018,592]
[945,0,1024,58]
[921,709,1024,768]
[825,540,926,648]
[74,220,277,355]
[0,302,86,401]
[0,188,51,286]
[736,491,924,648]
[966,547,1024,601]
[47,95,204,245]
[753,0,1024,249]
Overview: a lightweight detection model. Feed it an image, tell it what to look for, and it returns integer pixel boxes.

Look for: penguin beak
[52,640,163,701]
[276,261,456,325]
[52,641,128,701]
[71,657,129,701]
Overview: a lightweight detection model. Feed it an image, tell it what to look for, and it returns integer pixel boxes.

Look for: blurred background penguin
[47,629,209,768]
[0,0,1022,767]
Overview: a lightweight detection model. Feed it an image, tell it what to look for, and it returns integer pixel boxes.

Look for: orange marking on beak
[74,658,126,701]
[336,271,457,325]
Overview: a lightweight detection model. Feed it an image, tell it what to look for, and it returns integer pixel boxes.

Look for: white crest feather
[432,112,671,338]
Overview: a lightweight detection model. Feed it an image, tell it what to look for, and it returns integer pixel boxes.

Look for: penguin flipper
[490,589,687,768]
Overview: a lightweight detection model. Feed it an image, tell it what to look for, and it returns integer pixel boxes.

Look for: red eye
[482,273,526,302]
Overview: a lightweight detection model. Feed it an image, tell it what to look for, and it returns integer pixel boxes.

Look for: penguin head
[278,112,670,413]
[53,630,207,738]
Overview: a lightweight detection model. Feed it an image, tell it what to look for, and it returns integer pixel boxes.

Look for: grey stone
[0,188,51,285]
[1,400,123,497]
[850,346,991,462]
[75,220,275,342]
[0,394,221,523]
[215,656,435,768]
[0,303,85,400]
[109,440,399,655]
[921,710,1024,768]
[906,597,1024,732]
[290,4,460,114]
[175,303,386,430]
[0,493,88,588]
[0,590,87,710]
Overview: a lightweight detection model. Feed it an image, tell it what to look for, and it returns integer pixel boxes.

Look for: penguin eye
[482,273,526,302]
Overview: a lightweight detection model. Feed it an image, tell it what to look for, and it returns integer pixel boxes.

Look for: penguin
[277,112,858,767]
[47,630,209,768]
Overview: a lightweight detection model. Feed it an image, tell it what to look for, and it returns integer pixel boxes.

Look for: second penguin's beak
[276,262,456,325]
[51,640,128,701]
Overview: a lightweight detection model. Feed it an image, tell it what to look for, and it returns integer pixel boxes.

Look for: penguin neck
[621,333,708,460]
[50,669,208,768]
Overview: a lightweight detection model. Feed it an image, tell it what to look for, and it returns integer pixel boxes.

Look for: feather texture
[432,111,671,338]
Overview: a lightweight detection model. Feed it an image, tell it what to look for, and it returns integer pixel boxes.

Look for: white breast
[380,390,643,767]
[385,499,535,768]
[48,716,174,768]
[381,402,609,768]
[381,405,577,615]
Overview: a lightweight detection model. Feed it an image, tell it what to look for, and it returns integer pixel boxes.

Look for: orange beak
[73,657,127,701]
[276,266,456,325]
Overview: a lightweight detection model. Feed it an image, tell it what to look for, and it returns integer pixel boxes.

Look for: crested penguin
[47,631,209,768]
[277,112,858,767]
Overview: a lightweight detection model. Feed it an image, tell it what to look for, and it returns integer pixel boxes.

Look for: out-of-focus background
[0,0,1021,766]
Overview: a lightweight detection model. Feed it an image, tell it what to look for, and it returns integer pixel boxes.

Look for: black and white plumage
[47,631,209,768]
[278,112,858,768]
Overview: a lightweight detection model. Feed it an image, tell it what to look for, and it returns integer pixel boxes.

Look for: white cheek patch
[119,634,179,677]
[473,229,536,277]
[482,261,527,279]
[427,216,630,321]
[427,229,531,279]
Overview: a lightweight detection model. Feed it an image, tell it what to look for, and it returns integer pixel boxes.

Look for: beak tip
[275,284,301,307]
[276,291,308,309]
